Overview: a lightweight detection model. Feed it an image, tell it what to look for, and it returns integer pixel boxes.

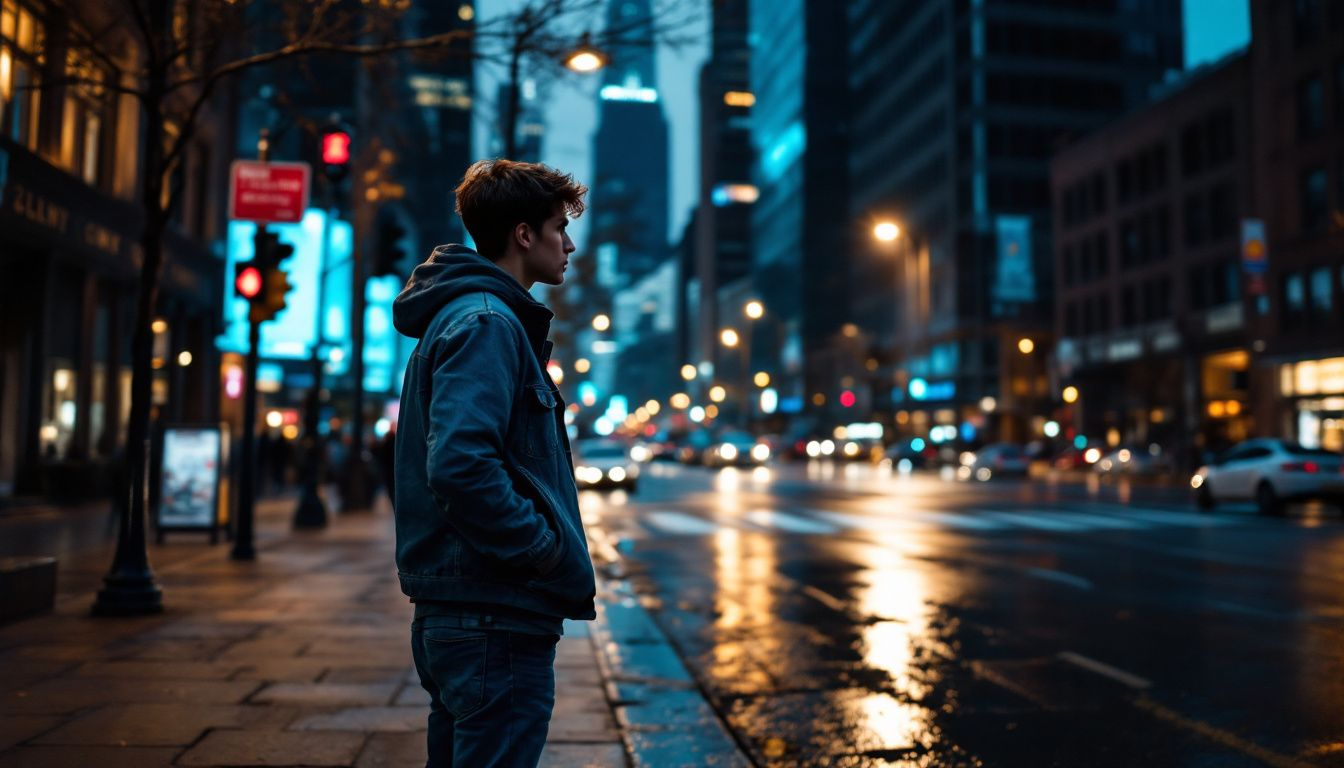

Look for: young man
[390,159,595,767]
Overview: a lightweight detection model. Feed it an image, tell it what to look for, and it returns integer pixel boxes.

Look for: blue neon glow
[908,378,928,399]
[220,209,407,394]
[910,438,926,452]
[599,84,658,102]
[760,120,805,183]
[1074,435,1088,449]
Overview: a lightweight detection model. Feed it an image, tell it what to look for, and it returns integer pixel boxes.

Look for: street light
[680,364,697,381]
[563,33,608,73]
[709,385,727,403]
[744,300,764,320]
[754,372,771,388]
[1018,337,1035,354]
[1063,386,1080,404]
[873,221,900,242]
[720,328,739,347]
[592,314,610,332]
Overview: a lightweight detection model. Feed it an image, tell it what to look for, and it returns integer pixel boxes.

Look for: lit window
[0,0,45,152]
[723,90,755,107]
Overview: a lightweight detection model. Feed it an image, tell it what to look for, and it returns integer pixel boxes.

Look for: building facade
[590,0,669,289]
[1052,53,1254,465]
[846,0,1183,443]
[1248,0,1344,452]
[748,0,850,422]
[0,0,231,501]
[692,0,754,382]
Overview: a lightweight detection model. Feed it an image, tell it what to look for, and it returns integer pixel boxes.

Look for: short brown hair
[454,159,588,259]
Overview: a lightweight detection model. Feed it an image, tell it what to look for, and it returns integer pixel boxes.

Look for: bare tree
[27,0,700,615]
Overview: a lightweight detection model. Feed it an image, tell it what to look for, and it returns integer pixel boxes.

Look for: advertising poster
[158,426,224,533]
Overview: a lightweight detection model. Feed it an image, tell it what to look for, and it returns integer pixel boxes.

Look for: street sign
[229,161,311,223]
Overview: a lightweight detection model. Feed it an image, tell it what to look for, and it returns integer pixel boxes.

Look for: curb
[586,528,751,768]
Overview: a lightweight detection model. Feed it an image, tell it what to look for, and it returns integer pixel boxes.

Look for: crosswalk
[627,503,1240,539]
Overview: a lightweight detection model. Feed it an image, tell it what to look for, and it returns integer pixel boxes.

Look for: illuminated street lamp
[1062,385,1080,404]
[592,314,611,332]
[720,328,739,347]
[1018,337,1035,354]
[754,372,771,388]
[563,34,608,73]
[680,364,697,381]
[873,221,901,242]
[709,385,727,403]
[744,300,764,320]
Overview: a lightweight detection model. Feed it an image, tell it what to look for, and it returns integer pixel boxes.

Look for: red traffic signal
[235,265,263,299]
[321,131,351,165]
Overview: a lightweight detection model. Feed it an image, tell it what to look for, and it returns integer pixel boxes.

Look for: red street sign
[229,161,311,223]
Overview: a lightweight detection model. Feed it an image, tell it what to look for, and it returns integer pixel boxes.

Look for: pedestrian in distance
[390,159,595,767]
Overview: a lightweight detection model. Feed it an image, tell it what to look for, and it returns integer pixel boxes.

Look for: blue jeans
[411,617,560,767]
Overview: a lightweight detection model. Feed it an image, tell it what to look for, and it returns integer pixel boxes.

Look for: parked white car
[1192,439,1343,515]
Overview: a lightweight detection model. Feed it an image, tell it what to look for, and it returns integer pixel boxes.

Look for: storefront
[1277,357,1344,452]
[0,136,221,501]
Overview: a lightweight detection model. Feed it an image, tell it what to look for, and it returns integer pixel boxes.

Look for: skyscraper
[590,0,670,289]
[846,0,1183,439]
[693,0,754,382]
[748,0,850,417]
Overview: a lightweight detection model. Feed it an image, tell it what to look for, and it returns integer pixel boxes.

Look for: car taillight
[1280,461,1319,473]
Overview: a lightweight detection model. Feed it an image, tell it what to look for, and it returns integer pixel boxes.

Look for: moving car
[573,439,639,492]
[1193,439,1343,515]
[704,430,770,467]
[1093,444,1174,475]
[968,443,1031,479]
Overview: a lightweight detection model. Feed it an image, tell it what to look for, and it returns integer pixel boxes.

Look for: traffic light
[371,215,407,277]
[235,264,263,300]
[243,228,295,324]
[320,125,351,183]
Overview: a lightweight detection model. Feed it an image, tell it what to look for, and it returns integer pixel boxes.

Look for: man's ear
[513,221,533,250]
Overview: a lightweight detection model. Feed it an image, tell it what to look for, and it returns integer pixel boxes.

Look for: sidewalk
[0,496,626,767]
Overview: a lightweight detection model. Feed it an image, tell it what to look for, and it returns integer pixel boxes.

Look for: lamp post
[502,31,607,158]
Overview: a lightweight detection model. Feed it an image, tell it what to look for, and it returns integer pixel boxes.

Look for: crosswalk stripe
[975,511,1095,532]
[644,511,719,536]
[637,504,1236,539]
[1030,510,1151,529]
[744,509,840,535]
[1084,504,1237,526]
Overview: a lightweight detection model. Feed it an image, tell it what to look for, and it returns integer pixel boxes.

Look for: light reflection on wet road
[582,461,1344,767]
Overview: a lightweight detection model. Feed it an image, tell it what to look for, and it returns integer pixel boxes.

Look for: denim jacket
[391,245,595,620]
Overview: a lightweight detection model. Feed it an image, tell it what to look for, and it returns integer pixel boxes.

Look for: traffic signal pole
[232,292,262,561]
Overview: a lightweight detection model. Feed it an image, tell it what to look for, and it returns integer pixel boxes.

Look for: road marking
[977,511,1093,532]
[1133,696,1318,768]
[1038,510,1150,529]
[643,511,719,536]
[744,509,839,535]
[801,585,849,613]
[1088,504,1237,526]
[1057,652,1151,689]
[1025,568,1093,590]
[903,509,1010,529]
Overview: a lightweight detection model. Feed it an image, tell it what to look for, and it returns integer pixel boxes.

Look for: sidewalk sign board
[229,161,311,223]
[155,425,229,544]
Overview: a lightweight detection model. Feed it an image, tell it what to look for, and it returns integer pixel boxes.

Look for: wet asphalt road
[580,461,1344,768]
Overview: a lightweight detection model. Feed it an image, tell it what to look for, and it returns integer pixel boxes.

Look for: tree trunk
[92,79,168,615]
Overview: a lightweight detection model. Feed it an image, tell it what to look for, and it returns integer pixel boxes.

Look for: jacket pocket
[524,385,561,459]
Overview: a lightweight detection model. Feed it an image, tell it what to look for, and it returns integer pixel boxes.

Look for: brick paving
[0,498,627,767]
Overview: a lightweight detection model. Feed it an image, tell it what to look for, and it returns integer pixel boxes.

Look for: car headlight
[630,445,651,463]
[751,443,770,462]
[608,467,626,482]
[844,441,860,457]
[821,439,835,455]
[720,443,738,461]
[1190,474,1204,489]
[806,440,821,457]
[960,451,977,467]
